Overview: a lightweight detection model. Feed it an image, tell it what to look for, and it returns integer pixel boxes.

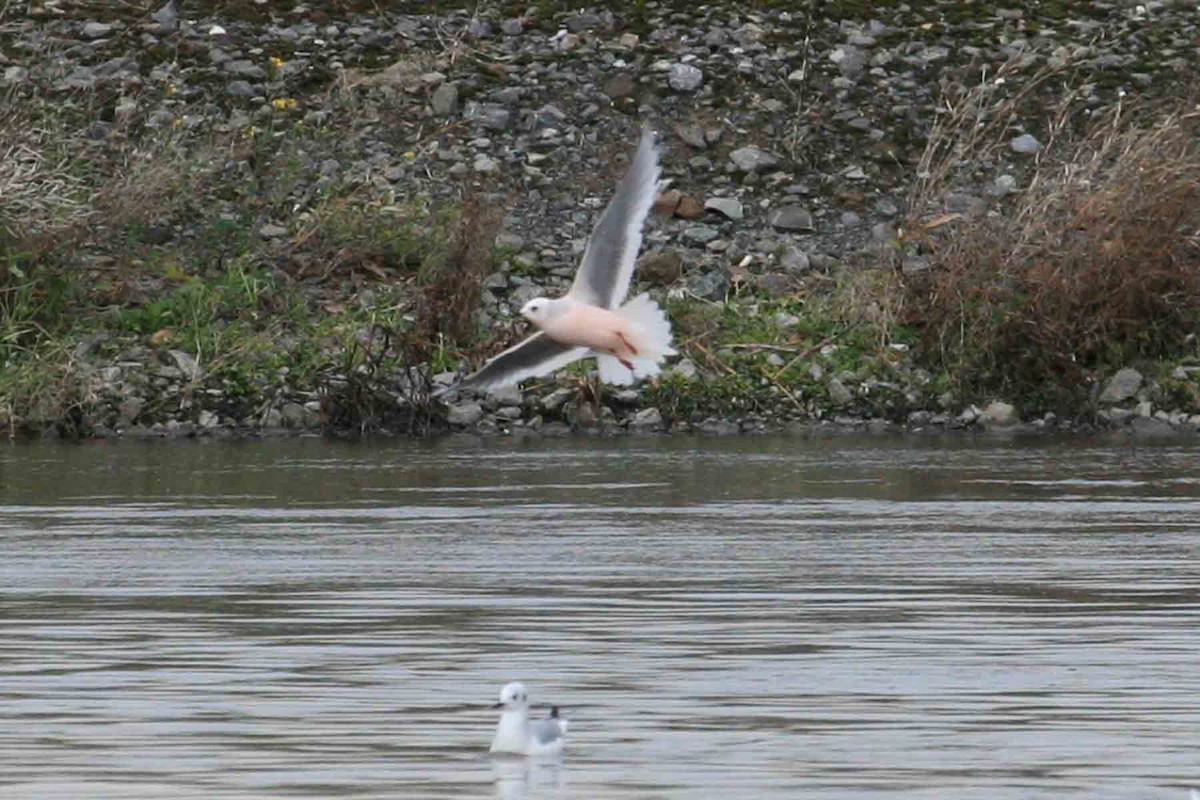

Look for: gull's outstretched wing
[455,332,588,393]
[568,126,661,310]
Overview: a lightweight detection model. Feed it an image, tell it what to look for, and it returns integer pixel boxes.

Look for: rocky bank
[1,0,1198,439]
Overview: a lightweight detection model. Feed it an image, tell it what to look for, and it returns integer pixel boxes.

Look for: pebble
[769,205,815,232]
[729,146,780,173]
[668,63,704,92]
[705,197,744,220]
[1010,133,1043,154]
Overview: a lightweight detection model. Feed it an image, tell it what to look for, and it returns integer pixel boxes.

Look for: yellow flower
[403,150,417,160]
[165,84,177,96]
[172,117,184,128]
[270,56,286,69]
[271,97,298,111]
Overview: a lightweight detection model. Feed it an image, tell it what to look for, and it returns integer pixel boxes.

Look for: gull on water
[453,126,675,392]
[489,681,568,756]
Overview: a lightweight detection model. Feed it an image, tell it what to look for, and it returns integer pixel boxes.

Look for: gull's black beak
[492,701,505,709]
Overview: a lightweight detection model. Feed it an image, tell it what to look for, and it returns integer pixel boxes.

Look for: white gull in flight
[455,126,675,392]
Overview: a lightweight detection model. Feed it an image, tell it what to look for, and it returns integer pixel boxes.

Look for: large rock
[446,401,484,426]
[1099,367,1143,404]
[978,400,1020,427]
[628,407,663,431]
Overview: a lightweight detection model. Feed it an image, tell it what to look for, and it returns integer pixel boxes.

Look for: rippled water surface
[1,435,1198,799]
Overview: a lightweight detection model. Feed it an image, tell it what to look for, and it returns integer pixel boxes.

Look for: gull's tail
[597,292,676,385]
[550,706,569,736]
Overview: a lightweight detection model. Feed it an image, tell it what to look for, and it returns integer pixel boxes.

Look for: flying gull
[454,127,675,393]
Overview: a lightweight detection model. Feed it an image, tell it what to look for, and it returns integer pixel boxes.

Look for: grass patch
[652,273,920,425]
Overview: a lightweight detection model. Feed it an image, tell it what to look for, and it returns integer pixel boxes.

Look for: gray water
[1,435,1198,799]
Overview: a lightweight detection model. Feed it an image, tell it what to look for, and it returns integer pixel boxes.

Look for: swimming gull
[489,681,568,756]
[453,126,675,392]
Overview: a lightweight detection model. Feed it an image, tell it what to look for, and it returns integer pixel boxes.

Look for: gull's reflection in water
[491,754,566,800]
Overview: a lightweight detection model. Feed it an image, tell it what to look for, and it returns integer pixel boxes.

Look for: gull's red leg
[616,331,639,356]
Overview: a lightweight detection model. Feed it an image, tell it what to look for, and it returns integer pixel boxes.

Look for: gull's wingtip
[639,123,662,155]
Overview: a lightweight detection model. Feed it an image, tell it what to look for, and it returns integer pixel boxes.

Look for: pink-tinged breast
[541,303,628,352]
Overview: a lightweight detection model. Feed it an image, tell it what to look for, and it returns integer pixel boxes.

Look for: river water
[1,435,1197,799]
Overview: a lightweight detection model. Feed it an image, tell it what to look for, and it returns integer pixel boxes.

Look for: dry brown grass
[902,98,1200,406]
[0,100,92,239]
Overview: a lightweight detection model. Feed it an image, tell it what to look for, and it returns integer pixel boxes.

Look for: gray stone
[198,409,219,428]
[978,400,1020,427]
[446,401,484,426]
[468,104,510,131]
[779,246,810,273]
[1099,367,1143,404]
[674,123,707,149]
[565,11,601,32]
[1,66,28,86]
[496,232,525,250]
[828,378,854,405]
[830,45,866,77]
[671,359,698,380]
[668,63,704,92]
[225,59,267,80]
[637,250,684,285]
[431,82,458,116]
[1010,133,1042,154]
[280,402,311,428]
[704,197,744,220]
[508,284,544,310]
[82,21,114,39]
[151,0,178,30]
[540,388,573,413]
[729,146,780,172]
[226,80,257,97]
[472,154,499,173]
[688,270,729,300]
[259,223,289,238]
[989,174,1018,196]
[1130,416,1175,438]
[756,273,791,298]
[488,383,522,407]
[602,73,635,99]
[629,407,663,431]
[769,205,815,232]
[500,18,525,35]
[169,350,202,381]
[117,398,144,425]
[683,226,719,244]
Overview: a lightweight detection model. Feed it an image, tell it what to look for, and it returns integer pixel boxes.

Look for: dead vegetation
[899,73,1200,408]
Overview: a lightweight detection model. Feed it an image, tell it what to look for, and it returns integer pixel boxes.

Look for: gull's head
[519,297,557,326]
[493,681,529,712]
